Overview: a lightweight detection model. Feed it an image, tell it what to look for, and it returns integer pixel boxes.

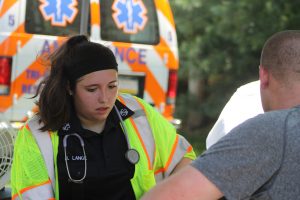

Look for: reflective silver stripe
[132,109,145,119]
[28,115,56,194]
[120,94,155,168]
[13,181,54,200]
[156,135,191,181]
[154,172,164,182]
[120,94,192,183]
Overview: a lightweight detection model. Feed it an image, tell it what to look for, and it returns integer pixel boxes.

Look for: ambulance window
[25,1,89,36]
[100,0,159,45]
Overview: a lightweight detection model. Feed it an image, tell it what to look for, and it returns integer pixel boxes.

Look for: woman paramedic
[10,35,196,200]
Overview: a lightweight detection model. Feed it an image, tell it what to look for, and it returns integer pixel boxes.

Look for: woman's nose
[98,89,107,103]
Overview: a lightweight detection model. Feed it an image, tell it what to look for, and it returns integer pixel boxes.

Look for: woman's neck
[80,118,106,134]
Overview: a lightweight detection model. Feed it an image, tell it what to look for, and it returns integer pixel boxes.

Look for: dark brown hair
[35,35,119,131]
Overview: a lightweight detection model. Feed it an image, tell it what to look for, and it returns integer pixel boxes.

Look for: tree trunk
[187,68,204,132]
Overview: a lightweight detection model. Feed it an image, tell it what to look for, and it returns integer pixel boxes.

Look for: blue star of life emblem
[112,0,148,34]
[39,0,79,27]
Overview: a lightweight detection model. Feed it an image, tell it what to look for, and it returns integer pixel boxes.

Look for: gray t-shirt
[192,106,300,200]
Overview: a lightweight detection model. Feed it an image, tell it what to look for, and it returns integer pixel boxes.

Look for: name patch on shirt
[66,156,87,161]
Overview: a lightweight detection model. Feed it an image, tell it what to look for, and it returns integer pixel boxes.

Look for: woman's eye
[87,88,97,92]
[109,85,117,89]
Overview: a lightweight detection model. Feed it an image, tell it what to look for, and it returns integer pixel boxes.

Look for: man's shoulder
[229,106,300,142]
[260,106,300,121]
[221,107,294,143]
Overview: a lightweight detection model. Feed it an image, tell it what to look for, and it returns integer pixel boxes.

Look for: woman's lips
[96,107,109,114]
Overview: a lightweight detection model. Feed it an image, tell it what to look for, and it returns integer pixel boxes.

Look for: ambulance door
[94,0,163,106]
[1,0,87,123]
[0,0,23,120]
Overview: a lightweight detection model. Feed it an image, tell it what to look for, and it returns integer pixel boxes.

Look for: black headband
[65,41,118,82]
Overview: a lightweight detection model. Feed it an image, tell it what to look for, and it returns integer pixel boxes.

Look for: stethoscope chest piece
[125,149,140,164]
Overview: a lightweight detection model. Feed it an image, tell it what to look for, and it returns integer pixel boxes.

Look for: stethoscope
[63,105,140,183]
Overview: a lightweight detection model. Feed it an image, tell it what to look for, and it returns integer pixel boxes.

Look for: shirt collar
[58,99,134,137]
[114,99,134,121]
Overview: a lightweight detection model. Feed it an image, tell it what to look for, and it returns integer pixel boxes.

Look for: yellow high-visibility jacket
[11,94,196,200]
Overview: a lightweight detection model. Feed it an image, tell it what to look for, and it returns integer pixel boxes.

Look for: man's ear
[259,65,269,89]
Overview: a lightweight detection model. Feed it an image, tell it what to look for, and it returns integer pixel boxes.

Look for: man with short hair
[141,30,300,199]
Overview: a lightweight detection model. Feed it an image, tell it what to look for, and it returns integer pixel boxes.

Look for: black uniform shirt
[57,101,136,200]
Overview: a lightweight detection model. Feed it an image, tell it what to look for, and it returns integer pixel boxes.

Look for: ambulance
[0,0,180,128]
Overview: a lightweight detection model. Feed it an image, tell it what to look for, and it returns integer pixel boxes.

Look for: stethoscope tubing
[63,133,87,183]
[113,105,140,164]
[62,104,140,183]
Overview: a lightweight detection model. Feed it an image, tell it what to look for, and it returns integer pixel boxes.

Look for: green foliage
[171,0,300,137]
[183,124,213,155]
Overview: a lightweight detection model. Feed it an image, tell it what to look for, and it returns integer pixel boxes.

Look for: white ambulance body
[0,0,179,127]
